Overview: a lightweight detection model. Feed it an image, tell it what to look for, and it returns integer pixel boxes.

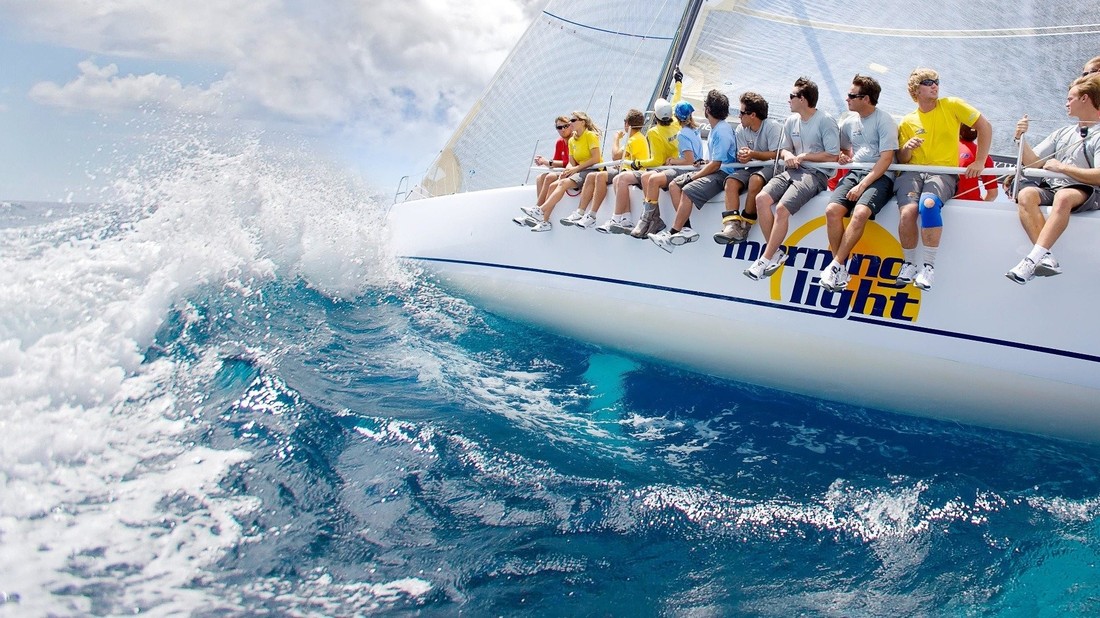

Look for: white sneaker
[914,263,935,290]
[1006,257,1036,284]
[831,266,851,291]
[744,257,769,281]
[896,261,918,286]
[560,209,584,226]
[1035,253,1062,277]
[669,227,700,246]
[649,230,675,253]
[520,205,544,219]
[762,247,787,276]
[595,218,616,234]
[610,217,634,234]
[512,215,535,227]
[819,263,841,290]
[576,213,598,229]
[530,220,552,232]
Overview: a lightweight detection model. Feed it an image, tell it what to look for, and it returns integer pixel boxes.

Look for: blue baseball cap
[674,101,695,121]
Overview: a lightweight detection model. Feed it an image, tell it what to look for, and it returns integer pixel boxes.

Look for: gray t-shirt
[735,117,783,154]
[781,110,840,178]
[840,108,899,164]
[1034,125,1100,188]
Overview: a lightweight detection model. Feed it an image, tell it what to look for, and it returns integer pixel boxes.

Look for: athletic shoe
[1035,253,1062,277]
[896,261,918,286]
[520,205,544,219]
[743,258,769,281]
[610,217,634,234]
[1006,257,1036,284]
[559,209,584,226]
[669,227,699,246]
[713,211,741,244]
[512,215,535,227]
[762,247,787,276]
[819,263,839,290]
[529,220,552,232]
[595,218,616,234]
[645,213,666,237]
[576,213,598,229]
[821,263,850,292]
[914,263,935,290]
[649,230,675,253]
[630,209,654,238]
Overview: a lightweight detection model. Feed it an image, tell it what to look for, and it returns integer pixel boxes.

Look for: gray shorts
[828,171,894,217]
[894,171,957,207]
[683,171,730,208]
[566,168,600,187]
[761,169,828,215]
[726,165,775,191]
[1016,178,1100,212]
[653,168,686,189]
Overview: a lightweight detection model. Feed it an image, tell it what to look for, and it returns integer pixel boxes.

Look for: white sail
[419,0,693,196]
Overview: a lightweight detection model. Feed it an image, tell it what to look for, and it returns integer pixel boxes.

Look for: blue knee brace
[918,193,944,228]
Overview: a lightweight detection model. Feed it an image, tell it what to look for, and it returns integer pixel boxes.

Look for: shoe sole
[914,282,932,290]
[513,216,536,227]
[1034,265,1062,277]
[743,269,763,281]
[1005,272,1031,285]
[559,219,578,226]
[649,237,674,253]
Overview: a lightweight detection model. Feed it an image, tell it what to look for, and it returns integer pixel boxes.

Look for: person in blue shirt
[650,90,738,253]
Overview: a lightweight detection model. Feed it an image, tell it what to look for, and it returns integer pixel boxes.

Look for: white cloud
[28,59,224,114]
[4,0,547,127]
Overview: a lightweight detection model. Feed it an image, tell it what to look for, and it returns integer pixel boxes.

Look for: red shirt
[956,141,996,200]
[552,138,568,166]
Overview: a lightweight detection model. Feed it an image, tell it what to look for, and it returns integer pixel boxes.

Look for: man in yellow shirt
[894,68,992,290]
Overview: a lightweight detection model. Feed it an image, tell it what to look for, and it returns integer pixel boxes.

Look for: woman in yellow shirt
[514,111,603,232]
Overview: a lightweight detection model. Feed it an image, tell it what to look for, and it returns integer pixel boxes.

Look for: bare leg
[763,204,791,261]
[897,203,919,250]
[1016,186,1046,244]
[756,193,776,245]
[744,174,765,216]
[834,205,872,264]
[1036,188,1087,249]
[824,202,846,256]
[541,178,577,221]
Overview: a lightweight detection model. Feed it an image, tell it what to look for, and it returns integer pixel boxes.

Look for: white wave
[0,127,408,613]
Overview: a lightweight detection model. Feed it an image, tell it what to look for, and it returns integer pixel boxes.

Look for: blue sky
[0,0,546,201]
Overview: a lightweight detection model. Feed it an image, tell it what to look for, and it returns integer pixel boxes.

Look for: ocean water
[3,135,1100,617]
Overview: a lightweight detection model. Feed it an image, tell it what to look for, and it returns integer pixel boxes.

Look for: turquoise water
[3,139,1100,615]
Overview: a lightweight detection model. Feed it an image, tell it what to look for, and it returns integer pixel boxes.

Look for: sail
[675,0,1100,157]
[418,0,693,197]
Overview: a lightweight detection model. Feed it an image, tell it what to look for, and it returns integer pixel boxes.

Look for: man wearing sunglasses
[894,68,992,291]
[819,74,898,292]
[744,77,840,281]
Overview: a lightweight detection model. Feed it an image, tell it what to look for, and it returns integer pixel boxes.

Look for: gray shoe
[730,218,753,243]
[631,208,655,239]
[644,213,666,237]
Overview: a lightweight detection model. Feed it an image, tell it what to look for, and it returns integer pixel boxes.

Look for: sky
[0,0,548,201]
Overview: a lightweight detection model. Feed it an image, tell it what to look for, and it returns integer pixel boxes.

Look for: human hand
[674,66,683,83]
[737,147,751,163]
[965,161,983,178]
[838,153,852,165]
[846,184,865,202]
[1014,115,1029,141]
[904,137,924,151]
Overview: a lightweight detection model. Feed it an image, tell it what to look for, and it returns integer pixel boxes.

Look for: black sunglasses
[569,117,581,122]
[919,79,939,86]
[847,93,867,100]
[789,93,802,100]
[739,110,750,116]
[555,124,568,130]
[1083,68,1100,77]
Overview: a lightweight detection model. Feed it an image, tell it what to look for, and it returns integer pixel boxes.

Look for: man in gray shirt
[819,74,899,291]
[715,92,782,244]
[744,77,840,281]
[1007,74,1100,284]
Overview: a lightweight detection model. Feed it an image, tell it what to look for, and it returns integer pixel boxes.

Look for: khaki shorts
[894,171,957,207]
[1016,178,1100,212]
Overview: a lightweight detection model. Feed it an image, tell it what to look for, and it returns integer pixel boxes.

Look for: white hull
[387,185,1100,442]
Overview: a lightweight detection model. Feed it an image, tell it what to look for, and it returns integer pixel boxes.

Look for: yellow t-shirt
[568,130,602,165]
[636,121,682,168]
[898,97,980,166]
[621,131,649,170]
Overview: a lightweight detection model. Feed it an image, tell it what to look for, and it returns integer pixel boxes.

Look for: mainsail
[421,0,1099,198]
[419,0,693,196]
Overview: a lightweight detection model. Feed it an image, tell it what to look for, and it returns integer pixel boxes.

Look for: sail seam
[542,11,676,40]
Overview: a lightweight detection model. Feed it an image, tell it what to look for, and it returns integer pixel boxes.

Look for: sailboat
[387,0,1100,442]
